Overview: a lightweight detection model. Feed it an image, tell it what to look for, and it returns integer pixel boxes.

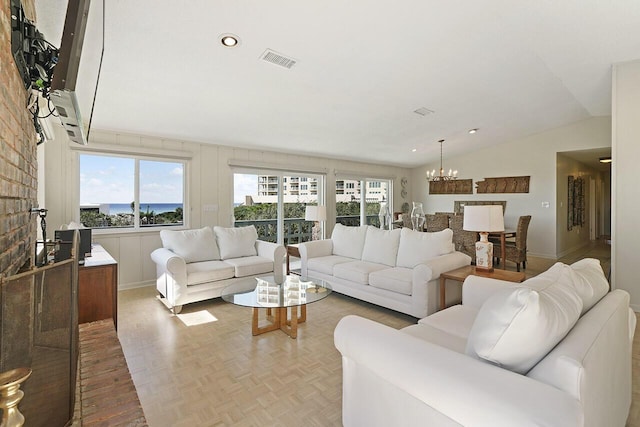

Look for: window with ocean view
[79,154,185,229]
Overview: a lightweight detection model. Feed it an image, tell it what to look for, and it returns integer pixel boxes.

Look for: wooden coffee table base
[252,305,307,339]
[439,265,526,310]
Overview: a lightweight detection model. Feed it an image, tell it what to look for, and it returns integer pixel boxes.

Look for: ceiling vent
[414,107,435,116]
[260,49,297,69]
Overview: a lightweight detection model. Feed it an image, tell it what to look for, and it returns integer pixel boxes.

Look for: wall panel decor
[475,176,530,193]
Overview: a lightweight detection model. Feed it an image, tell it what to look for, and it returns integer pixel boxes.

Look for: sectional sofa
[150,225,285,313]
[299,224,471,318]
[335,259,634,426]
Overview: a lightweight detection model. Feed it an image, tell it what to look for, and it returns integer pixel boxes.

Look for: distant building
[251,175,387,203]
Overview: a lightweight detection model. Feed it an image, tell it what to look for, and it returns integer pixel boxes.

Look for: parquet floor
[117,240,639,427]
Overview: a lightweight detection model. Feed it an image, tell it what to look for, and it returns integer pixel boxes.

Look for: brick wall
[0,0,38,276]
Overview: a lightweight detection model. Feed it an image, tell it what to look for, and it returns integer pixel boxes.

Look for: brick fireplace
[0,0,38,276]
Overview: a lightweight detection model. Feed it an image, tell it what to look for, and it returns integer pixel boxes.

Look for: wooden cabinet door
[78,264,117,328]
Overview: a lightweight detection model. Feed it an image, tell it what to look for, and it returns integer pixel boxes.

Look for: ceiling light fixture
[468,128,478,134]
[412,148,417,152]
[426,139,458,181]
[599,156,612,164]
[220,34,240,47]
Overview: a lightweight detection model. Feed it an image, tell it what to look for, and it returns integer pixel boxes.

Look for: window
[79,154,185,229]
[233,171,324,244]
[336,177,391,227]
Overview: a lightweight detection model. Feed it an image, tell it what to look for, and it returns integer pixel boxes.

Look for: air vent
[260,49,297,69]
[414,107,434,116]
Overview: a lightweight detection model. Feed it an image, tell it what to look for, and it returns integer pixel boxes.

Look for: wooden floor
[117,240,638,426]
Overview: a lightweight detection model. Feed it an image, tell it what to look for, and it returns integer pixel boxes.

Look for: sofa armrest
[298,240,333,276]
[255,240,286,282]
[150,248,188,307]
[418,251,472,280]
[334,315,582,427]
[462,275,520,309]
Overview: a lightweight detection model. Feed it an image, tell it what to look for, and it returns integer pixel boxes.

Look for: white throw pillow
[569,258,609,314]
[214,225,258,260]
[465,264,583,374]
[361,226,401,267]
[331,224,368,259]
[160,226,220,263]
[396,228,455,268]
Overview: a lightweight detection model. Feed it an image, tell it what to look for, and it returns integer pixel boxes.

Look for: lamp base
[475,234,494,271]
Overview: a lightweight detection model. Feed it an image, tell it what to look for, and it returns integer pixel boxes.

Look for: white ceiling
[35,0,640,167]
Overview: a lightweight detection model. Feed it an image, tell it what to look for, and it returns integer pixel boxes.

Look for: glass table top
[221,275,332,308]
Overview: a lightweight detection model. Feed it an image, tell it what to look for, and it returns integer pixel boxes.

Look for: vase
[411,202,425,231]
[378,202,391,230]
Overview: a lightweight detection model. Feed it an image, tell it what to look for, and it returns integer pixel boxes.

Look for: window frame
[76,149,189,234]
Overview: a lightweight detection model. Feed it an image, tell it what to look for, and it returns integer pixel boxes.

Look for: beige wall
[612,59,640,310]
[410,116,611,259]
[43,126,410,289]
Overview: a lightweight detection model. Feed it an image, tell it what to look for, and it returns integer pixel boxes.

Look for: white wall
[612,60,640,310]
[410,116,611,258]
[44,127,410,289]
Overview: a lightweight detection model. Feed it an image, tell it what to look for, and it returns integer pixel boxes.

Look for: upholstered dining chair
[494,215,532,272]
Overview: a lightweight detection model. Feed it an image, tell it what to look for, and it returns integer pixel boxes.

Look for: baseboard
[118,280,155,291]
[555,241,591,259]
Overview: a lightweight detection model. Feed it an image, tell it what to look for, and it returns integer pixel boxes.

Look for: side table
[286,245,300,275]
[439,265,525,310]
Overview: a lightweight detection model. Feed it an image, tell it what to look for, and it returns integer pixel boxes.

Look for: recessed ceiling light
[414,107,434,116]
[412,148,417,152]
[220,33,240,47]
[599,157,612,163]
[468,128,478,134]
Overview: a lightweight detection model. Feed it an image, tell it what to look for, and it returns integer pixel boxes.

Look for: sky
[79,154,183,205]
[234,174,258,204]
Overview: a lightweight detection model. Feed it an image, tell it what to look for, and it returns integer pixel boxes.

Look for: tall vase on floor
[411,202,425,231]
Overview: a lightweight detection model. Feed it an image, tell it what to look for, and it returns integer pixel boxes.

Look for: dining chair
[425,214,449,232]
[494,215,532,272]
[450,215,477,262]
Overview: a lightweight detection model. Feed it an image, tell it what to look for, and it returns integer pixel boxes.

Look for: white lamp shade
[463,205,504,232]
[305,205,327,221]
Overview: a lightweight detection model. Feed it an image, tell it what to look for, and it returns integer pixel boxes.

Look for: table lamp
[463,205,504,271]
[305,205,326,241]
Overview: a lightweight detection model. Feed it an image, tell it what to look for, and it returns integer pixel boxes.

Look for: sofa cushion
[160,226,220,263]
[402,323,467,353]
[307,255,355,276]
[396,228,455,268]
[569,258,609,314]
[361,227,401,267]
[186,260,235,285]
[214,226,258,260]
[369,267,413,295]
[465,263,583,374]
[224,256,273,278]
[331,224,368,260]
[333,261,389,285]
[418,304,479,340]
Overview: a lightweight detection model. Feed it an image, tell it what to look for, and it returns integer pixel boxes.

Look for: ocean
[105,203,183,215]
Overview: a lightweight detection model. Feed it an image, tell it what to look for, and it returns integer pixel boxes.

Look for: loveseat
[299,224,471,318]
[335,259,635,427]
[151,225,285,313]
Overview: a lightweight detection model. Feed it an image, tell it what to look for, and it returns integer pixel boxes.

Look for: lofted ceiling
[35,0,640,168]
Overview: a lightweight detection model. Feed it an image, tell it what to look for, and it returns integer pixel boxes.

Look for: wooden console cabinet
[78,244,118,329]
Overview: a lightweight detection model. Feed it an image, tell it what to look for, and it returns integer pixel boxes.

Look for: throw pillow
[465,264,583,374]
[395,227,455,268]
[569,258,609,314]
[160,226,220,263]
[361,226,401,267]
[214,225,258,260]
[331,223,368,259]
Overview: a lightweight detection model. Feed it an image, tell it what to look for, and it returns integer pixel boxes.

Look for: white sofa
[335,258,636,427]
[299,224,471,318]
[150,225,285,313]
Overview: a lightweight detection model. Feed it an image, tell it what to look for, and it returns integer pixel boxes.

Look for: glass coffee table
[221,275,332,339]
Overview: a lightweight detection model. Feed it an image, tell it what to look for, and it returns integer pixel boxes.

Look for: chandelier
[426,139,458,181]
